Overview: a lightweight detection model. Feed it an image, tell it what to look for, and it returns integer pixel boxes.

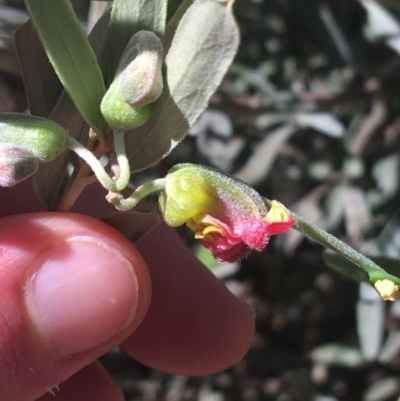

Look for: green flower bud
[0,144,39,187]
[100,30,163,130]
[101,86,150,130]
[0,113,66,162]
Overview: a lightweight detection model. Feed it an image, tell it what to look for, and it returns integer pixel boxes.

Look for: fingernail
[25,236,138,355]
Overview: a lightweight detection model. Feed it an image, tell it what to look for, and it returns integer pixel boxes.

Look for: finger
[124,224,255,376]
[0,179,112,218]
[0,213,151,401]
[37,362,124,401]
[1,181,255,375]
[0,179,44,217]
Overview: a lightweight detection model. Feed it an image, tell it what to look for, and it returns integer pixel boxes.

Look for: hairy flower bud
[0,144,39,187]
[100,86,150,130]
[159,163,294,262]
[119,30,164,107]
[101,30,163,130]
[0,113,66,162]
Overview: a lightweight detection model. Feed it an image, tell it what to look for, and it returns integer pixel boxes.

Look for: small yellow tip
[265,200,292,224]
[374,279,400,301]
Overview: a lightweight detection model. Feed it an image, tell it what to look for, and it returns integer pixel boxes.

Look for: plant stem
[65,135,117,192]
[109,178,167,211]
[113,129,131,191]
[264,198,400,286]
[57,167,96,212]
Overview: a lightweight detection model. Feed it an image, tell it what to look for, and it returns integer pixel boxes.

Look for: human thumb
[0,212,151,401]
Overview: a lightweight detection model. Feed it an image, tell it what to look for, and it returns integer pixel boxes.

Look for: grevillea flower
[159,164,294,262]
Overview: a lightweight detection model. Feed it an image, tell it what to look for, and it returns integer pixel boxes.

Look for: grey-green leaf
[125,0,240,173]
[24,0,108,137]
[32,12,111,210]
[310,343,364,367]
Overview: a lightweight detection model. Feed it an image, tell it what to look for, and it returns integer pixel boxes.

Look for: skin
[0,179,255,401]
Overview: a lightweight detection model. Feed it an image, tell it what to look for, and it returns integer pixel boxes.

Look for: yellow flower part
[264,200,292,224]
[374,279,400,301]
[187,215,224,240]
[263,200,294,235]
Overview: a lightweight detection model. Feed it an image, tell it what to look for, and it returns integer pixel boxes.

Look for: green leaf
[32,12,111,210]
[100,0,167,84]
[101,209,160,243]
[33,92,86,210]
[125,0,240,173]
[371,256,400,279]
[24,0,108,137]
[14,21,63,118]
[323,252,400,283]
[323,252,369,282]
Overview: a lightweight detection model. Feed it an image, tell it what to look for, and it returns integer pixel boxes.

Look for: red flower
[159,164,294,262]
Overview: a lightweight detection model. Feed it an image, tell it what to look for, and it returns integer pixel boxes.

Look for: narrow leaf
[125,0,240,173]
[235,124,296,186]
[357,282,384,361]
[310,343,364,367]
[324,252,400,283]
[101,209,160,243]
[14,21,63,118]
[323,252,369,282]
[379,330,400,363]
[364,378,400,401]
[33,13,111,210]
[33,92,86,210]
[167,0,190,21]
[24,0,108,137]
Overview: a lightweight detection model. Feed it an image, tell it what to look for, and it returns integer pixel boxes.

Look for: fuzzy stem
[264,198,400,286]
[109,178,166,211]
[65,135,116,192]
[113,129,131,191]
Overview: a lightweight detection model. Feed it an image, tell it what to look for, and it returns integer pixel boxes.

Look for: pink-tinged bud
[159,164,294,262]
[0,144,39,187]
[0,113,66,162]
[100,30,163,130]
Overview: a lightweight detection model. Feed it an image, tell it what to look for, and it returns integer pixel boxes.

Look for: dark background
[2,1,400,400]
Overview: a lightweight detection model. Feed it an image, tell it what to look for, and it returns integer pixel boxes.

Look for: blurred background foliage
[3,0,400,400]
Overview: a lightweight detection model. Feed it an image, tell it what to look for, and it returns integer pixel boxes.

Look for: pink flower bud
[159,164,294,262]
[0,144,39,187]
